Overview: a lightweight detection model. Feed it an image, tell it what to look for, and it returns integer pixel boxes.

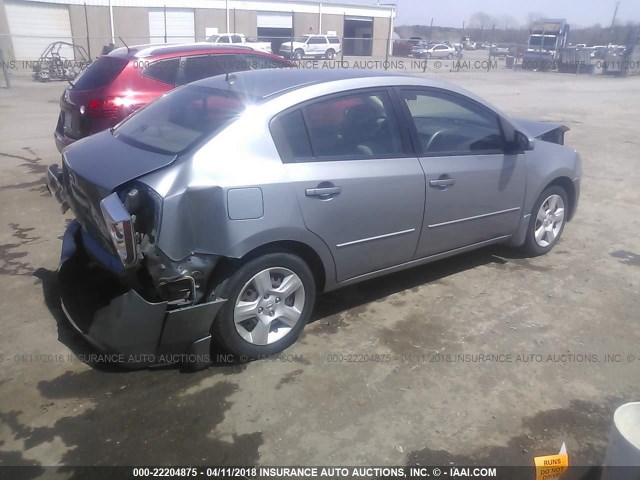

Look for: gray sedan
[46,69,581,367]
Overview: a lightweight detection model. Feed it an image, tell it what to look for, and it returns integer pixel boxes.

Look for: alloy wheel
[233,267,306,345]
[534,194,565,247]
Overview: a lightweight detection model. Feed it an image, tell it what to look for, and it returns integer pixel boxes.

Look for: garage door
[149,8,195,44]
[257,12,293,29]
[5,0,73,61]
[257,12,292,40]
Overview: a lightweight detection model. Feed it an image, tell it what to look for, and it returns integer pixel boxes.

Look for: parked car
[279,34,342,60]
[54,43,289,152]
[392,39,413,57]
[490,44,511,57]
[412,43,456,59]
[464,41,477,50]
[206,33,272,53]
[46,69,581,368]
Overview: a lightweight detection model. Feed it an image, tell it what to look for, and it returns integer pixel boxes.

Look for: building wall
[321,13,343,38]
[69,4,111,59]
[0,0,393,63]
[293,12,317,36]
[113,6,149,46]
[231,9,256,36]
[372,16,391,56]
[194,8,226,40]
[0,0,14,62]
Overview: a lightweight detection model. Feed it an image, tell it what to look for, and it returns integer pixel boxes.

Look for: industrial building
[0,0,396,61]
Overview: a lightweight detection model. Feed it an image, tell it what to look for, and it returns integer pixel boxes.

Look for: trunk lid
[63,130,177,192]
[62,130,176,253]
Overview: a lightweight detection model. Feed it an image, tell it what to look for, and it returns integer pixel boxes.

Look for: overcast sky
[333,0,640,28]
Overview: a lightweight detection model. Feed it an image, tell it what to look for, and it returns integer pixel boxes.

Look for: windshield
[113,85,255,155]
[207,35,220,42]
[530,35,558,50]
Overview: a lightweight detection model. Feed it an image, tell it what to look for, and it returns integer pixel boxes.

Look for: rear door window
[271,91,404,162]
[72,56,128,90]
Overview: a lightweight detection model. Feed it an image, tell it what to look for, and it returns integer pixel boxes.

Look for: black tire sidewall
[523,186,568,256]
[325,49,335,59]
[211,253,316,359]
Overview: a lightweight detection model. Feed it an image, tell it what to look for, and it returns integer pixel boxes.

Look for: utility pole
[609,1,620,46]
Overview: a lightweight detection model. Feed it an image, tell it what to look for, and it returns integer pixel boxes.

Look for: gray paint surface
[60,69,580,294]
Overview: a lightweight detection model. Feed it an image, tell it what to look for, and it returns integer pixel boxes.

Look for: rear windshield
[72,56,128,90]
[113,85,254,155]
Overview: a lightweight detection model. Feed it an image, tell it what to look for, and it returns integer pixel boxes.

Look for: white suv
[280,35,342,60]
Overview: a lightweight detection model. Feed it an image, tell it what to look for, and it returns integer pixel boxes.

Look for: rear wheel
[325,49,335,60]
[447,53,453,60]
[521,186,568,256]
[210,253,315,359]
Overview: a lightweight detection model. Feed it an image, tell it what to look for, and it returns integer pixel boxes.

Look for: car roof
[190,68,458,100]
[108,42,259,59]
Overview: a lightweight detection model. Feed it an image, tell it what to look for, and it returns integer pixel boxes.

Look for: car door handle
[429,178,455,188]
[305,186,342,197]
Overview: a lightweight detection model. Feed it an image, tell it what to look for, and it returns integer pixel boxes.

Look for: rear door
[272,89,425,282]
[397,88,527,257]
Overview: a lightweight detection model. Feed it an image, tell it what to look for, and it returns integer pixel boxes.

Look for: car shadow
[310,244,522,323]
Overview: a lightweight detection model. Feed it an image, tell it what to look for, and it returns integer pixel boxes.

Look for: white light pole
[109,0,115,44]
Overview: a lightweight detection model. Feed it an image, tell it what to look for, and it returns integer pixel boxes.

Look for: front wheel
[521,186,568,256]
[293,49,304,60]
[210,253,316,359]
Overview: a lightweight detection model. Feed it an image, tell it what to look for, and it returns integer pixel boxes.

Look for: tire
[325,49,335,60]
[426,53,432,59]
[293,49,304,60]
[447,53,453,60]
[521,186,568,256]
[210,253,316,359]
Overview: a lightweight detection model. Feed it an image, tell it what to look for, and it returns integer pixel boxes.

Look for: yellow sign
[534,443,569,480]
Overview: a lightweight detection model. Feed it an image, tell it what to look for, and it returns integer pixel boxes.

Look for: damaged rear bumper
[59,220,225,368]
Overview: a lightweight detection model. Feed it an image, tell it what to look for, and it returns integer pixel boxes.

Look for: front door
[397,88,527,257]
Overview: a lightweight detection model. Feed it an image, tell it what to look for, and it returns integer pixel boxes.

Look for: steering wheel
[425,128,453,152]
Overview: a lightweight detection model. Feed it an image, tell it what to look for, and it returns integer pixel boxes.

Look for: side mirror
[506,130,535,153]
[515,130,535,151]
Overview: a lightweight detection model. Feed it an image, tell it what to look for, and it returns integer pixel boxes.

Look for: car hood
[62,130,177,192]
[512,118,568,139]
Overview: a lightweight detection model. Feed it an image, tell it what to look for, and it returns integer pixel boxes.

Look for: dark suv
[54,43,289,152]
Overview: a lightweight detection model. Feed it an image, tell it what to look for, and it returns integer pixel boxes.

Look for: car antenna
[119,36,131,54]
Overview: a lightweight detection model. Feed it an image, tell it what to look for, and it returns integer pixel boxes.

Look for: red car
[54,44,289,152]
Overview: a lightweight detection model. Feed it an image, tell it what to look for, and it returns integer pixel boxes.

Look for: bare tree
[469,12,494,29]
[497,15,519,30]
[524,12,545,28]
